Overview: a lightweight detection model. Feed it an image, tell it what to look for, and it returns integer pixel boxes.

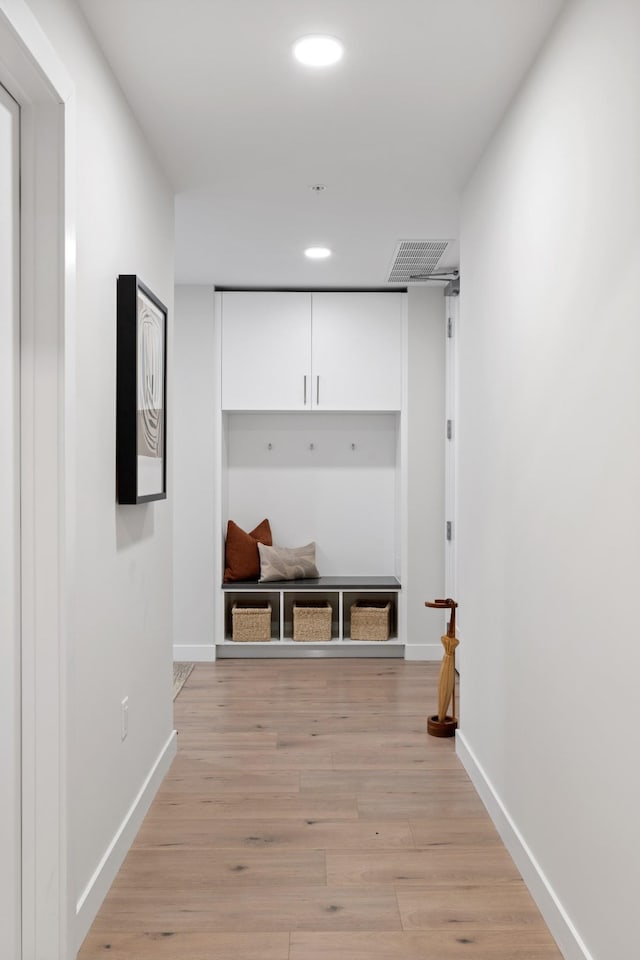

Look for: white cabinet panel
[311,293,402,410]
[221,291,403,411]
[221,292,311,409]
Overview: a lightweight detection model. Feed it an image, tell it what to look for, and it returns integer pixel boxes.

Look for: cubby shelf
[222,577,401,646]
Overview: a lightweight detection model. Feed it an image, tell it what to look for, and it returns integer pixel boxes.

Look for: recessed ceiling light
[305,246,332,259]
[293,35,344,67]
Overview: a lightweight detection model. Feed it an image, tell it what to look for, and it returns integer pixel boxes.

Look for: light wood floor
[78,660,563,959]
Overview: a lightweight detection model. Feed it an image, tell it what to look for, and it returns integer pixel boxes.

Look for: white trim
[173,643,216,662]
[62,67,78,960]
[444,293,460,673]
[75,731,177,951]
[0,3,75,958]
[218,644,403,659]
[456,731,595,960]
[213,290,224,651]
[0,0,73,102]
[404,643,442,661]
[0,76,21,960]
[398,293,408,655]
[444,293,458,601]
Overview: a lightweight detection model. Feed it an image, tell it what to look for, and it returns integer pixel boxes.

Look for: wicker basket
[231,602,272,642]
[350,600,391,641]
[293,601,332,642]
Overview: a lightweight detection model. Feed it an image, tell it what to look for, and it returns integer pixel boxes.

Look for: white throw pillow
[258,542,319,582]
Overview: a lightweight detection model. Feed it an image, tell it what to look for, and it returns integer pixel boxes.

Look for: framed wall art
[116,274,168,504]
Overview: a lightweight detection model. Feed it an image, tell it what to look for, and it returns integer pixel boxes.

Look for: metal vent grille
[387,239,450,283]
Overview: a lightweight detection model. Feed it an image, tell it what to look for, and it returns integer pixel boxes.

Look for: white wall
[24,0,175,949]
[458,2,640,957]
[226,412,398,576]
[404,286,446,659]
[173,285,216,660]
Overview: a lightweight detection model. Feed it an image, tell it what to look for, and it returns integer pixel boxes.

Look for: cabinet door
[311,293,403,410]
[221,292,311,409]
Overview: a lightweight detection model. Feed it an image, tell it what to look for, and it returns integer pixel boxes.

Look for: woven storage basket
[350,600,391,641]
[293,601,332,642]
[232,602,272,642]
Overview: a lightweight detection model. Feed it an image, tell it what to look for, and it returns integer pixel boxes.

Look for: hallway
[78,660,562,959]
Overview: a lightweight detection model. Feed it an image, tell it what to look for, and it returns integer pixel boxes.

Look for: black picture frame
[116,275,168,504]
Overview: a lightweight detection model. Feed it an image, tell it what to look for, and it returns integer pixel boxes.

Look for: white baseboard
[404,643,442,661]
[217,644,404,659]
[456,731,594,960]
[75,730,177,950]
[173,643,216,662]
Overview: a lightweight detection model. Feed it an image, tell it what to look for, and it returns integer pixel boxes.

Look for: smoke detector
[387,240,454,283]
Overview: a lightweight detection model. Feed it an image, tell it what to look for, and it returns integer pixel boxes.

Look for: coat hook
[267,442,273,450]
[309,442,315,451]
[351,442,356,451]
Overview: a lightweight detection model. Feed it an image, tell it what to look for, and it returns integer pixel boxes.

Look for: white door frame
[0,3,76,958]
[444,292,458,636]
[0,75,21,960]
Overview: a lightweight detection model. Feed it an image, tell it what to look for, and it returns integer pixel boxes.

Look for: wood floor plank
[78,931,290,960]
[145,794,358,820]
[135,818,415,851]
[160,768,301,796]
[191,712,434,735]
[110,848,326,889]
[176,746,335,770]
[397,883,551,930]
[300,769,472,795]
[289,930,563,960]
[281,731,441,750]
[170,730,279,749]
[92,886,403,932]
[409,817,502,847]
[77,660,563,958]
[358,791,487,819]
[326,847,521,886]
[331,745,462,771]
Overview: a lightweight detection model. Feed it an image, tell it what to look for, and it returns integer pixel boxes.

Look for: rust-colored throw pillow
[223,518,272,582]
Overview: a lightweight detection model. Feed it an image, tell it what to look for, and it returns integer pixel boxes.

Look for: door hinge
[446,419,453,440]
[447,317,453,338]
[446,521,453,542]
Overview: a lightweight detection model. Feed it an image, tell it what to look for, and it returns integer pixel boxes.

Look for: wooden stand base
[427,715,457,738]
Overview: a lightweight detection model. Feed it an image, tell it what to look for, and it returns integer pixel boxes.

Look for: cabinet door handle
[316,375,320,406]
[303,375,307,405]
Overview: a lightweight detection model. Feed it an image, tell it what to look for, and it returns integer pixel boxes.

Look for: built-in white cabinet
[311,293,402,410]
[216,288,408,659]
[221,291,402,411]
[221,292,310,410]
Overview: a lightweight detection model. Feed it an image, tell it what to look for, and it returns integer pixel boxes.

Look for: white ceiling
[77,0,565,289]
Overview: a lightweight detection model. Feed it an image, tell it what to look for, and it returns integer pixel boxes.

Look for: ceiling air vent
[387,239,451,283]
